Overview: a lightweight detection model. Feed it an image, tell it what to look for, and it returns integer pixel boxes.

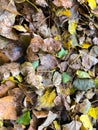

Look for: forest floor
[0,0,98,130]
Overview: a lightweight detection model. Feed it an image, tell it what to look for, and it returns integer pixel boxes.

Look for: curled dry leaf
[0,96,17,120]
[0,0,18,40]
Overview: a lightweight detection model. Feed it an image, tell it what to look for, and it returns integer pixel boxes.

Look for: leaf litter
[0,0,98,129]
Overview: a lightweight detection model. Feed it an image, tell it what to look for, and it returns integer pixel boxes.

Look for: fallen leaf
[62,72,71,83]
[63,120,82,130]
[79,42,91,49]
[40,54,58,69]
[0,0,18,40]
[88,107,98,119]
[68,20,77,35]
[57,48,68,58]
[80,114,93,130]
[76,70,91,78]
[0,96,17,120]
[73,79,95,91]
[38,88,56,109]
[53,120,61,130]
[13,25,27,32]
[53,71,62,86]
[16,111,31,125]
[86,0,96,9]
[53,0,72,8]
[38,111,57,130]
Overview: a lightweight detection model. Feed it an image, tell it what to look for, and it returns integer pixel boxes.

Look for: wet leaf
[63,121,82,130]
[88,107,98,119]
[16,111,31,125]
[76,70,91,78]
[62,72,71,83]
[80,114,93,130]
[73,79,95,91]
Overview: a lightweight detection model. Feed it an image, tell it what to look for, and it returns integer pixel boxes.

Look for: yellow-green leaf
[86,0,96,10]
[76,70,91,78]
[53,120,61,130]
[68,20,77,34]
[88,107,98,119]
[13,25,27,32]
[80,114,93,130]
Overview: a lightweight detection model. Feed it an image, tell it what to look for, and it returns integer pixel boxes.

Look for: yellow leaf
[15,74,23,82]
[61,9,71,17]
[88,107,98,119]
[63,40,72,50]
[13,25,27,32]
[80,114,93,130]
[79,42,91,49]
[86,0,96,10]
[68,20,77,34]
[38,88,56,108]
[53,120,61,130]
[2,76,18,83]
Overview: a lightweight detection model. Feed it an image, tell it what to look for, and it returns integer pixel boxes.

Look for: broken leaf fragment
[80,114,93,130]
[88,107,98,119]
[16,111,31,125]
[38,88,56,109]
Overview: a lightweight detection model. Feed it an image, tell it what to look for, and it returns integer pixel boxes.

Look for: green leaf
[95,78,98,88]
[76,70,90,78]
[32,60,39,70]
[16,111,31,125]
[73,79,95,91]
[57,48,68,58]
[62,72,71,83]
[71,34,79,47]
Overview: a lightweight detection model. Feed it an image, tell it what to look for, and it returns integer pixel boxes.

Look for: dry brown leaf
[0,96,17,120]
[0,81,16,97]
[40,54,58,69]
[33,110,48,118]
[53,0,72,8]
[0,0,18,40]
